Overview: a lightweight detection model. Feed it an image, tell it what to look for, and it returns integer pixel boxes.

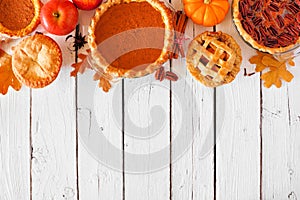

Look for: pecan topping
[241,20,253,35]
[262,10,272,21]
[237,0,300,49]
[275,15,284,28]
[252,1,261,11]
[286,3,300,15]
[165,71,178,81]
[269,2,280,12]
[253,29,262,43]
[239,1,247,18]
[264,38,278,48]
[252,17,263,26]
[284,14,294,22]
[268,26,278,36]
[155,67,165,81]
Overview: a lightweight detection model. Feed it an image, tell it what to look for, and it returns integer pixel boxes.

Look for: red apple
[40,0,79,35]
[72,0,102,10]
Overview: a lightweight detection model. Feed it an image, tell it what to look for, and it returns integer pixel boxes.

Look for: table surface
[1,0,300,199]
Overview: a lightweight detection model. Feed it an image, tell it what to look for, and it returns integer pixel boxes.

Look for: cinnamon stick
[171,11,188,59]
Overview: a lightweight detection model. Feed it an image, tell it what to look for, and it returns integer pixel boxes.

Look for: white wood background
[1,0,300,199]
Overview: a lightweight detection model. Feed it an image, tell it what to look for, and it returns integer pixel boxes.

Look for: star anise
[66,24,87,51]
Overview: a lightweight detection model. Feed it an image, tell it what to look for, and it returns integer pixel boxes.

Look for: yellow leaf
[261,55,282,67]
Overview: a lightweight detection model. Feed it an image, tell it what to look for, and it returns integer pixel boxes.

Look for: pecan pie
[12,34,62,88]
[88,0,173,78]
[0,0,41,38]
[233,0,300,54]
[186,31,242,87]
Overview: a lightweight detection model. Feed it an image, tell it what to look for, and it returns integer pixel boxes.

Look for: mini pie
[0,0,42,38]
[233,0,300,54]
[12,33,62,88]
[88,0,173,78]
[186,31,242,87]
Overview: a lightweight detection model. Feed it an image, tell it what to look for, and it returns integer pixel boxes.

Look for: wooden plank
[0,90,31,200]
[191,24,216,200]
[77,10,123,200]
[262,56,300,199]
[30,34,77,199]
[123,67,170,200]
[0,32,31,200]
[77,69,123,200]
[215,1,261,198]
[169,0,215,197]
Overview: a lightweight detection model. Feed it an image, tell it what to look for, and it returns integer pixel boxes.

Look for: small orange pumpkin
[183,0,230,27]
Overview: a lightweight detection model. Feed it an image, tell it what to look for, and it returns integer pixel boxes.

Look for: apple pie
[186,31,242,87]
[12,33,62,88]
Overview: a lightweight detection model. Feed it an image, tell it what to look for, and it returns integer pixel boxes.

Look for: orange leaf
[0,49,22,95]
[255,63,267,72]
[70,49,91,77]
[249,51,295,88]
[93,72,112,92]
[261,55,282,67]
[278,68,294,82]
[288,59,295,66]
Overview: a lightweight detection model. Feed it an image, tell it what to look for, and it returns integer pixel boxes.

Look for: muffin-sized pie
[88,0,173,78]
[186,31,242,87]
[12,33,62,88]
[233,0,300,54]
[0,0,42,38]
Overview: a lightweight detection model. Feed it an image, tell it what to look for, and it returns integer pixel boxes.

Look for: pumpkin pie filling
[0,0,34,30]
[94,2,165,74]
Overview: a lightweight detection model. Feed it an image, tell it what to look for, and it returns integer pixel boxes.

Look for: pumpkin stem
[204,0,211,4]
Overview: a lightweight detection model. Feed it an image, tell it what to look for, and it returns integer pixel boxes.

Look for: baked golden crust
[0,0,42,38]
[186,31,242,87]
[88,0,173,78]
[232,0,300,54]
[12,33,62,88]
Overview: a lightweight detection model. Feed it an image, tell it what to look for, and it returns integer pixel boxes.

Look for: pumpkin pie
[12,33,62,88]
[88,0,173,78]
[186,31,242,87]
[0,0,42,38]
[233,0,300,54]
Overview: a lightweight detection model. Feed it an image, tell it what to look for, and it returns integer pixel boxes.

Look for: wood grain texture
[124,69,170,199]
[30,35,77,200]
[0,89,30,200]
[215,1,261,199]
[170,0,215,196]
[77,10,123,200]
[77,69,123,200]
[262,56,300,200]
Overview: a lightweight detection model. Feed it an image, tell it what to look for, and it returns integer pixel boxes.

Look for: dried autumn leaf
[255,63,267,72]
[261,55,283,67]
[249,51,265,65]
[0,49,22,95]
[249,51,295,88]
[93,72,112,92]
[70,49,91,77]
[287,59,295,66]
[278,68,294,82]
